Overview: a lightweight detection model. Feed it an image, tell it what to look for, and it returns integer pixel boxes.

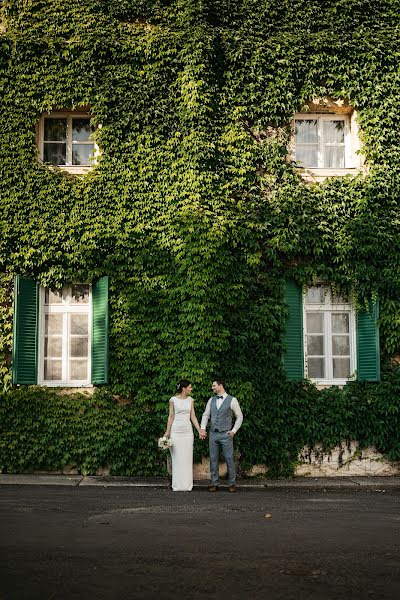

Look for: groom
[200,379,243,492]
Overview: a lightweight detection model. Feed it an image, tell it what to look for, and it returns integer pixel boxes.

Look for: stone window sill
[55,165,93,175]
[297,167,365,183]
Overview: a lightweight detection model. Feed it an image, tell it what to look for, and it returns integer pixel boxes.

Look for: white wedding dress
[170,396,194,491]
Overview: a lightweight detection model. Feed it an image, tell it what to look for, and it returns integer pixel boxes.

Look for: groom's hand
[227,430,235,437]
[200,429,207,440]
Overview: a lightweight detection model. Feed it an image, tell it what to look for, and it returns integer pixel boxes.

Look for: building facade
[1,0,399,476]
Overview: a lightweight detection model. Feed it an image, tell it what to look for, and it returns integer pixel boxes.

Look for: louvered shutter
[12,276,39,384]
[91,276,109,384]
[283,279,304,380]
[357,299,380,381]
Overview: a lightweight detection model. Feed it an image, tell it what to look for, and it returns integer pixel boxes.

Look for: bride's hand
[164,432,170,438]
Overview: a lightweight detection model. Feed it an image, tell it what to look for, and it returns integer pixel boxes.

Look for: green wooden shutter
[12,276,39,385]
[283,279,304,380]
[357,299,380,381]
[91,276,109,384]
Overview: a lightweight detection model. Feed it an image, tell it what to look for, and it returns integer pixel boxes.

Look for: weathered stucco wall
[192,442,400,479]
[295,442,400,477]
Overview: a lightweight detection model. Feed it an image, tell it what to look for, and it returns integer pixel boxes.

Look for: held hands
[198,430,234,439]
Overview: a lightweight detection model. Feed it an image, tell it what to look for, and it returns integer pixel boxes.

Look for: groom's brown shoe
[208,485,218,492]
[228,484,237,493]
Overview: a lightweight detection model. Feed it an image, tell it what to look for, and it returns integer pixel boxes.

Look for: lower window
[12,275,109,386]
[304,285,356,384]
[39,284,91,385]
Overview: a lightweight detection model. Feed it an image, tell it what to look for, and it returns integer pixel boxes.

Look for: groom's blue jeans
[209,430,236,486]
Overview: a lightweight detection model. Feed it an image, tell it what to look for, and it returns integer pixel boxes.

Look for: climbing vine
[1,0,400,475]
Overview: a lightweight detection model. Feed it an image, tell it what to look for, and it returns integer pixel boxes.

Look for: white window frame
[293,114,351,169]
[38,284,92,387]
[303,285,356,386]
[38,112,99,174]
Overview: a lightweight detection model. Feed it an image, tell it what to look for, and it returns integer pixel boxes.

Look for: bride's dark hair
[176,379,191,393]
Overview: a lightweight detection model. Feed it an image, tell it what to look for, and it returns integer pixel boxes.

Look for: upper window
[291,98,364,182]
[38,110,98,174]
[304,284,356,384]
[294,115,348,169]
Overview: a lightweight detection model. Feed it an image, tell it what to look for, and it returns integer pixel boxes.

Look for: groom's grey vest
[210,395,233,432]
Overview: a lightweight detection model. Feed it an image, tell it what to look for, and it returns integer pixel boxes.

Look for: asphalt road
[0,486,399,600]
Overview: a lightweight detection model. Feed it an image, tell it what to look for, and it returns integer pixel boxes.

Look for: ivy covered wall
[1,0,400,476]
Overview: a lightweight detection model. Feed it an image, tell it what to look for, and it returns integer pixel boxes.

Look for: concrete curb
[1,474,400,490]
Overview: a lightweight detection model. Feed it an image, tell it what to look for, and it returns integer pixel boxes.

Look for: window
[283,279,380,384]
[291,98,364,182]
[12,276,109,387]
[294,115,348,169]
[38,111,97,172]
[39,285,92,385]
[304,285,355,384]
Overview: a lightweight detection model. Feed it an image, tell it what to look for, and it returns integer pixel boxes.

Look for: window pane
[307,335,324,355]
[45,314,63,335]
[333,358,350,378]
[44,118,67,142]
[323,146,345,168]
[295,145,318,168]
[44,337,62,358]
[332,290,349,304]
[70,360,88,380]
[71,284,89,304]
[70,338,88,357]
[43,143,67,165]
[72,119,94,142]
[295,120,317,143]
[306,313,324,333]
[70,314,88,335]
[45,288,63,304]
[308,358,324,378]
[44,360,62,380]
[332,313,349,333]
[322,120,345,144]
[332,335,350,356]
[306,286,326,304]
[72,144,95,166]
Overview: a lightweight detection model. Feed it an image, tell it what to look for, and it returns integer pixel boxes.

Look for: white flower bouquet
[158,436,172,451]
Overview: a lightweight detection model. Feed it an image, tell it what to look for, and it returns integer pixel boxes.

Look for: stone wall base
[193,457,228,480]
[296,442,400,477]
[13,442,399,479]
[243,441,400,479]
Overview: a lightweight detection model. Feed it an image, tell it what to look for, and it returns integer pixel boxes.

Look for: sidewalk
[1,474,400,489]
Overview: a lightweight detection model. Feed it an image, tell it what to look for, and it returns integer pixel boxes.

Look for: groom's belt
[212,428,229,433]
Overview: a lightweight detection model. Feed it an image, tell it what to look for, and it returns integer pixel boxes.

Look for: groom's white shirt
[201,392,243,433]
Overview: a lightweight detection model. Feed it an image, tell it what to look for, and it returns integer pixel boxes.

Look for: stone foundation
[296,441,400,477]
[16,442,400,479]
[194,442,400,479]
[193,458,228,480]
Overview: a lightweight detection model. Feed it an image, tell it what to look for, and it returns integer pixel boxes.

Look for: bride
[164,380,202,491]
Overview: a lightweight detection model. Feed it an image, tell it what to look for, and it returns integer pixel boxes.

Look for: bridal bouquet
[158,436,172,451]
